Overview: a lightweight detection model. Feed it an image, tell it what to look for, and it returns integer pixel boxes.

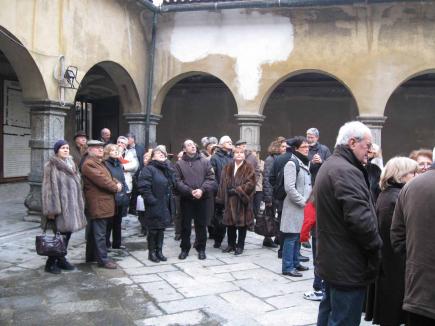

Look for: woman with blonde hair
[365,156,418,326]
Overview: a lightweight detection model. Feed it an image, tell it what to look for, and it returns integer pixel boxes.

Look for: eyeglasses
[298,145,309,149]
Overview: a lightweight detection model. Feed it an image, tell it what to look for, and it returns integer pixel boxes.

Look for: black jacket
[308,142,331,184]
[365,183,406,325]
[104,157,128,208]
[210,148,233,185]
[269,151,293,189]
[133,143,146,170]
[137,160,175,229]
[175,153,217,199]
[367,162,382,203]
[262,154,278,203]
[314,145,382,288]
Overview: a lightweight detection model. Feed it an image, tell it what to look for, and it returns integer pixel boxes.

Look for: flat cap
[235,139,247,146]
[87,139,105,147]
[73,130,87,139]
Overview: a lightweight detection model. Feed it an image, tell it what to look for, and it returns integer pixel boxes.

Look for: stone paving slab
[0,182,373,326]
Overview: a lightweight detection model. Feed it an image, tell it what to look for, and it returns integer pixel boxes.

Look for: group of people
[40,123,435,326]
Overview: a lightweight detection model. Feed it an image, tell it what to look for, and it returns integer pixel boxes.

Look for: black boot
[155,229,167,262]
[147,231,160,263]
[57,256,75,271]
[45,257,61,274]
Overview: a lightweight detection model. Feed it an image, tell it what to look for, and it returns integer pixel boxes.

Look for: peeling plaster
[170,11,294,100]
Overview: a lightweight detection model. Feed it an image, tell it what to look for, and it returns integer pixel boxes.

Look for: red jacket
[300,201,316,242]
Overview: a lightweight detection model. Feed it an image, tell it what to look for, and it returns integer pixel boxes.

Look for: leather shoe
[198,251,206,260]
[222,246,235,253]
[213,241,221,249]
[263,237,278,248]
[99,261,117,269]
[298,254,309,262]
[148,251,160,263]
[234,247,243,255]
[282,270,302,277]
[45,259,61,274]
[178,251,188,260]
[296,265,309,271]
[156,250,167,262]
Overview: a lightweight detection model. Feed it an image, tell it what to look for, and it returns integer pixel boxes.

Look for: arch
[153,71,238,115]
[382,68,435,116]
[259,69,359,115]
[0,25,47,100]
[382,69,435,160]
[156,72,239,153]
[77,61,142,114]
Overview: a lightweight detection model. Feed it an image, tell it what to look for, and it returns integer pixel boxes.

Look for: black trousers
[180,199,208,252]
[106,207,124,248]
[407,312,435,326]
[86,218,111,265]
[253,191,263,217]
[213,204,227,244]
[227,226,247,249]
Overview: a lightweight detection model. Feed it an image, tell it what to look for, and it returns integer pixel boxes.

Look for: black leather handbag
[254,206,278,237]
[35,221,67,257]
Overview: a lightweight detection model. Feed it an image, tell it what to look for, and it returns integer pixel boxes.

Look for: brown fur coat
[42,156,87,232]
[216,161,256,227]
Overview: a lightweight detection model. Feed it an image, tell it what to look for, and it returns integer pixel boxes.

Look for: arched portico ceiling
[259,69,359,115]
[0,26,47,100]
[383,68,435,115]
[153,71,239,115]
[76,61,142,114]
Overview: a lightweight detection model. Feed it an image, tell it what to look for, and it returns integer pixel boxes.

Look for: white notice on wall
[3,81,31,178]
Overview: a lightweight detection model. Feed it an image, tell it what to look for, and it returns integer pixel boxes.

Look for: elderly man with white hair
[315,121,383,326]
[306,127,331,184]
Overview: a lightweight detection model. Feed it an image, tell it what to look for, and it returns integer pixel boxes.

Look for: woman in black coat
[137,146,175,262]
[104,144,129,249]
[365,156,418,326]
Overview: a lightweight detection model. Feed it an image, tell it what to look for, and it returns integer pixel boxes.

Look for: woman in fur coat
[216,146,256,255]
[41,140,87,274]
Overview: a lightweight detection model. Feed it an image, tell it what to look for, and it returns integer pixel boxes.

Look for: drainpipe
[138,0,433,13]
[144,12,158,151]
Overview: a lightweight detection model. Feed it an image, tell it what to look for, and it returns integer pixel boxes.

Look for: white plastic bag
[136,195,145,212]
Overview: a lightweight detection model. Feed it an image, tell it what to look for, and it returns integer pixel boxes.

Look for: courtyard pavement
[0,182,371,326]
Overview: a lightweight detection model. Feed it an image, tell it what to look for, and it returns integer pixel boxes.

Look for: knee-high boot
[147,231,160,263]
[156,229,167,261]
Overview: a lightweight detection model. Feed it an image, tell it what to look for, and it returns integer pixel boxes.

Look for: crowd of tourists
[41,122,435,326]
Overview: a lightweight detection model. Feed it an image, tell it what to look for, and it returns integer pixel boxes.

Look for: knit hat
[54,140,68,154]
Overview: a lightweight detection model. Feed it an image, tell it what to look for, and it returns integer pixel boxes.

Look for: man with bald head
[175,139,217,260]
[100,128,112,146]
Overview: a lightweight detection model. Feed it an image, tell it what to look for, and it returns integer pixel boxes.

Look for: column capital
[356,115,387,128]
[123,113,162,125]
[234,114,265,125]
[24,100,72,114]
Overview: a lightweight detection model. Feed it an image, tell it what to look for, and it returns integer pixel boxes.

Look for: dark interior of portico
[69,65,128,143]
[383,73,435,161]
[260,73,358,158]
[156,75,239,155]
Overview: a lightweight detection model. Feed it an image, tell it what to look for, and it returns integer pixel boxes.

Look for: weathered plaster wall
[0,0,149,111]
[153,3,435,118]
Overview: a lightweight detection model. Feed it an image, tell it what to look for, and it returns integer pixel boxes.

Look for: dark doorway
[157,75,239,155]
[261,73,358,157]
[69,65,127,143]
[383,73,435,160]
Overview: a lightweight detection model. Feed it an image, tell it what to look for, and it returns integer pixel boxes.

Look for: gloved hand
[227,188,238,196]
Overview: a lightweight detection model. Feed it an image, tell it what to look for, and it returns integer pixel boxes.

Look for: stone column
[357,116,387,147]
[148,114,161,148]
[124,113,146,145]
[24,100,70,222]
[234,114,265,152]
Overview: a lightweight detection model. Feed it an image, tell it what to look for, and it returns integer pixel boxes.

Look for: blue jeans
[282,233,300,272]
[317,282,365,326]
[312,237,323,291]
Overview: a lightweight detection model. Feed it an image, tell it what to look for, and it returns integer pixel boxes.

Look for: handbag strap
[44,219,58,234]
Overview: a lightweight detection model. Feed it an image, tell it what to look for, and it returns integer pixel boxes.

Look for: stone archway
[156,73,239,154]
[70,61,142,143]
[383,71,435,160]
[260,71,359,156]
